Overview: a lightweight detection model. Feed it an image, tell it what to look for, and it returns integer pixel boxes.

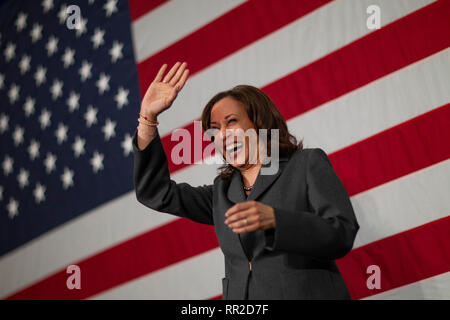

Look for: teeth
[226,142,242,152]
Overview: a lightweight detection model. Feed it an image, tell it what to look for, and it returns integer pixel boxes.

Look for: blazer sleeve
[266,148,359,260]
[132,130,214,225]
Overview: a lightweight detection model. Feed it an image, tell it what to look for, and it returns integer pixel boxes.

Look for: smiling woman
[133,62,359,300]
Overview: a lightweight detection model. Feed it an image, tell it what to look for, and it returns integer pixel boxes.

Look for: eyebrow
[210,113,239,124]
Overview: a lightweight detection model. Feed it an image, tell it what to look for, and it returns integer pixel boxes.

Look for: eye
[227,119,236,125]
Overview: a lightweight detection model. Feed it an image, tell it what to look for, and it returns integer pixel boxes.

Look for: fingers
[153,64,167,83]
[162,61,181,83]
[175,69,189,92]
[225,201,256,217]
[169,62,187,86]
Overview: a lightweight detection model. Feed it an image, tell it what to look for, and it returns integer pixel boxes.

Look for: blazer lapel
[227,170,247,203]
[246,157,288,201]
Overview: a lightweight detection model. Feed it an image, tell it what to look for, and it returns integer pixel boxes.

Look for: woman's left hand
[224,201,276,233]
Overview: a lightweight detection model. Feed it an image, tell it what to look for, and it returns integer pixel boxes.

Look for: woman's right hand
[140,62,189,120]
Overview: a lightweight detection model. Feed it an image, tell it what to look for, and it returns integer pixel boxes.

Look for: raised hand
[140,62,189,120]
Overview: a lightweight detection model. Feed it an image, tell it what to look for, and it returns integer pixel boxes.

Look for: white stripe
[0,160,220,298]
[352,159,450,248]
[73,160,450,299]
[154,0,435,136]
[289,49,450,153]
[0,0,440,298]
[90,248,224,300]
[364,272,450,300]
[132,0,247,63]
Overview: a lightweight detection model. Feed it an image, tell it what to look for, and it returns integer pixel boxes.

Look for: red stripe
[136,0,333,96]
[128,0,169,21]
[265,0,450,120]
[337,216,450,300]
[160,0,450,173]
[6,219,218,299]
[6,102,450,299]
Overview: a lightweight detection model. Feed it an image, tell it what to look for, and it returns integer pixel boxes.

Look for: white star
[121,133,133,156]
[50,79,63,100]
[76,17,88,37]
[91,28,105,49]
[44,152,57,174]
[57,4,68,24]
[79,60,92,82]
[61,167,74,189]
[28,139,40,160]
[102,118,116,141]
[89,0,95,4]
[90,151,104,173]
[42,0,54,13]
[66,91,80,112]
[8,83,20,104]
[114,87,129,109]
[39,108,51,130]
[15,12,27,32]
[109,41,123,63]
[23,97,35,117]
[33,182,46,204]
[2,155,14,176]
[96,73,110,95]
[18,54,31,74]
[30,23,43,43]
[45,35,58,56]
[84,105,98,127]
[61,47,75,68]
[17,168,30,189]
[0,113,9,133]
[34,65,47,86]
[0,73,4,89]
[72,135,86,158]
[7,198,19,219]
[104,0,118,17]
[12,125,25,146]
[55,123,68,144]
[4,42,16,62]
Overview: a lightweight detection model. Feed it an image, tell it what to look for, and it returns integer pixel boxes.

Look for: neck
[239,163,262,187]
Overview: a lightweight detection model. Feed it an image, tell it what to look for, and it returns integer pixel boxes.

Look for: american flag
[1,0,449,300]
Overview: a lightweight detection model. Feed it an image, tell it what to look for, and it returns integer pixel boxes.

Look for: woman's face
[209,97,261,169]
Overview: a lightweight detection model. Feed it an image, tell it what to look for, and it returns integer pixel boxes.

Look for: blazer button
[248,261,252,271]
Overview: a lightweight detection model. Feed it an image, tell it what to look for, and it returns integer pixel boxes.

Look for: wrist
[140,109,158,122]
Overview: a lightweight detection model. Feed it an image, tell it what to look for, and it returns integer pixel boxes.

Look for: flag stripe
[6,219,218,299]
[264,0,450,120]
[136,0,333,95]
[128,0,169,21]
[337,216,450,299]
[351,158,450,248]
[161,0,449,173]
[132,0,247,62]
[5,102,449,299]
[1,48,447,298]
[364,271,450,300]
[88,158,450,299]
[287,49,450,154]
[145,0,436,136]
[91,248,224,300]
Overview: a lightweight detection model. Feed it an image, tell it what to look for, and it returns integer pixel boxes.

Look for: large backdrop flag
[0,0,449,300]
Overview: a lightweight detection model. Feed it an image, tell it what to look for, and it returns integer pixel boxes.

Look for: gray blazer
[132,131,359,300]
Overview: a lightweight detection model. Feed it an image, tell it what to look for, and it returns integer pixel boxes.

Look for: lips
[225,142,243,156]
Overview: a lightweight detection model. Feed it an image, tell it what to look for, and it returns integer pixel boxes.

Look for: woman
[133,62,359,300]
